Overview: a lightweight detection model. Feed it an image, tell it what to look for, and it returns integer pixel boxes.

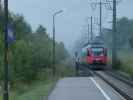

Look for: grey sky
[8,0,133,49]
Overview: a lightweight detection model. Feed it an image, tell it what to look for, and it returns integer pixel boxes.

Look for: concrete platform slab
[47,77,125,100]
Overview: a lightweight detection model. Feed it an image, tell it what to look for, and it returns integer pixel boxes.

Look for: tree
[11,14,32,40]
[0,8,69,83]
[103,17,133,49]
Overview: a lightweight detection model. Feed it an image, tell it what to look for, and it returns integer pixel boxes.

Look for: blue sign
[7,24,15,44]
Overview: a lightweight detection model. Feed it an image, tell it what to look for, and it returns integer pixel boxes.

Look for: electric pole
[112,0,117,67]
[88,23,89,43]
[90,16,93,41]
[87,16,98,42]
[100,0,102,38]
[90,0,112,38]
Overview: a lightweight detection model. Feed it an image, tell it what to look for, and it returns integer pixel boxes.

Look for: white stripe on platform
[90,77,111,100]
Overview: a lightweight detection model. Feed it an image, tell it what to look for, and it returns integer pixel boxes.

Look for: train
[79,42,108,69]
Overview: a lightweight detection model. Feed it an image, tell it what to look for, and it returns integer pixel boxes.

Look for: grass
[117,50,133,77]
[0,63,75,100]
[0,79,56,100]
[0,59,75,100]
[108,49,133,77]
[14,80,55,100]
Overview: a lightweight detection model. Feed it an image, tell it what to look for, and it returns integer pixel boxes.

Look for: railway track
[104,71,133,87]
[95,70,133,100]
[78,65,133,100]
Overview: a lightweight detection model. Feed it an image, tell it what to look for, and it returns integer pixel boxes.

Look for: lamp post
[52,10,63,76]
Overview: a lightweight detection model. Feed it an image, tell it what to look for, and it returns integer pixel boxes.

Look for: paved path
[47,77,126,100]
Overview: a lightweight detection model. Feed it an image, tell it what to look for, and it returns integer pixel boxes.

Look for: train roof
[83,42,105,48]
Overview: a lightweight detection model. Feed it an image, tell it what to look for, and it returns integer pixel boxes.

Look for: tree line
[103,17,133,49]
[0,7,69,84]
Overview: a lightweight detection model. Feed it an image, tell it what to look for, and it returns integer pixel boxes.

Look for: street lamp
[52,10,63,76]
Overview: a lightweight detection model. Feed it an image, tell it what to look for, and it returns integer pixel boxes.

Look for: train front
[87,47,107,65]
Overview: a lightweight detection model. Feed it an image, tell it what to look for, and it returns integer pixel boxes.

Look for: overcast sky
[8,0,133,50]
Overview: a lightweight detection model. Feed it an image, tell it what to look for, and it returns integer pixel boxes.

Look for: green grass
[15,80,55,100]
[112,50,133,77]
[0,79,56,100]
[108,49,133,77]
[117,50,133,77]
[0,62,75,100]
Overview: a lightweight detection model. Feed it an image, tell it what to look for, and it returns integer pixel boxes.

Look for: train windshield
[91,48,103,56]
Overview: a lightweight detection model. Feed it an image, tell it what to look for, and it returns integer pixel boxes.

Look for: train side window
[87,50,90,56]
[104,50,107,56]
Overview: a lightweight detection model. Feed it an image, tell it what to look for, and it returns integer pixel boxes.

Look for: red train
[87,47,107,65]
[79,42,107,69]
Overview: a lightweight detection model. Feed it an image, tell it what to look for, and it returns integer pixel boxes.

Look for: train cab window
[91,48,104,56]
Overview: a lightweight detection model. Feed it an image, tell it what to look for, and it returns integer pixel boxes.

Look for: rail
[95,70,133,100]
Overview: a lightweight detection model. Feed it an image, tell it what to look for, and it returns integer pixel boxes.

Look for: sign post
[3,0,9,100]
[3,1,15,100]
